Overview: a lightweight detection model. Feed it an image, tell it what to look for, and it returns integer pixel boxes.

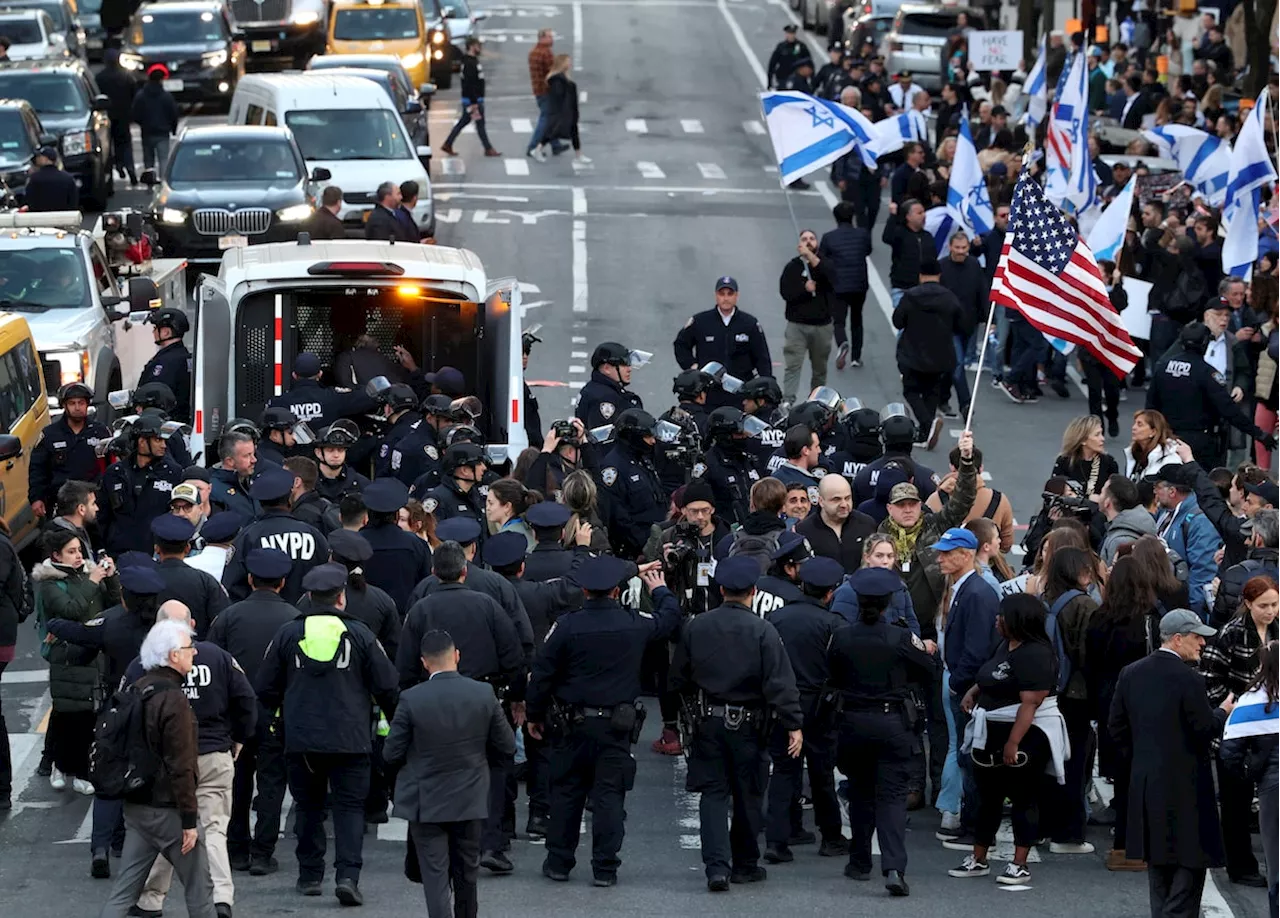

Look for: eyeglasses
[174,644,197,655]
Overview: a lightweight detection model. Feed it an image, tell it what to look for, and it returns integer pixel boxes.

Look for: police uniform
[255,438,290,469]
[524,380,543,446]
[417,478,485,533]
[828,567,939,893]
[744,416,785,474]
[372,409,422,480]
[767,30,807,87]
[599,441,666,559]
[314,464,370,502]
[673,304,773,411]
[574,370,643,430]
[359,480,433,616]
[750,532,813,620]
[255,563,400,902]
[98,455,183,556]
[139,340,192,423]
[29,415,111,511]
[695,443,761,527]
[290,489,339,533]
[851,453,939,507]
[523,503,575,583]
[151,515,230,639]
[221,468,331,604]
[669,556,802,889]
[770,460,825,505]
[763,558,848,861]
[206,548,298,872]
[209,466,260,521]
[390,421,442,489]
[526,555,683,883]
[267,377,376,432]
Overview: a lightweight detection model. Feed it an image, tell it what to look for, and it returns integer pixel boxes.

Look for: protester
[829,533,920,634]
[1052,416,1120,498]
[818,201,873,369]
[779,229,835,404]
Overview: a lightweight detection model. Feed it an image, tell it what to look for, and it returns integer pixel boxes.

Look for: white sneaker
[49,767,66,791]
[1049,841,1095,854]
[527,146,547,163]
[72,778,95,796]
[576,154,592,164]
[997,863,1032,885]
[948,855,989,878]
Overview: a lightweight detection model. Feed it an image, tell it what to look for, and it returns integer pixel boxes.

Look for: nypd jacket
[125,640,257,754]
[156,556,229,640]
[389,422,442,489]
[407,561,535,661]
[266,377,376,432]
[360,520,433,615]
[207,588,302,687]
[256,605,399,754]
[138,341,191,422]
[28,416,111,510]
[97,457,184,556]
[222,509,331,604]
[599,441,667,558]
[398,582,525,693]
[673,308,772,385]
[574,370,643,431]
[299,584,400,669]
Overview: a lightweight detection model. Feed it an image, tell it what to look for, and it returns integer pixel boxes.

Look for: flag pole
[964,306,998,432]
[761,95,805,238]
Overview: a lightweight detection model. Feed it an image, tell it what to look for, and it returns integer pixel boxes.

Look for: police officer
[207,548,298,876]
[209,429,260,521]
[139,308,192,422]
[599,408,667,559]
[313,420,369,501]
[25,144,79,211]
[523,325,544,446]
[851,407,939,506]
[763,557,848,864]
[670,556,803,892]
[266,352,377,431]
[98,415,183,556]
[132,382,193,468]
[222,467,331,603]
[752,531,812,617]
[1147,321,1277,470]
[674,277,773,410]
[29,382,112,517]
[255,562,400,907]
[575,342,644,430]
[694,407,763,526]
[151,514,229,639]
[740,376,786,472]
[654,405,703,495]
[843,406,885,481]
[359,479,432,615]
[388,395,452,489]
[828,566,940,895]
[527,558,681,886]
[281,456,339,534]
[415,443,487,535]
[257,407,303,468]
[671,368,715,438]
[371,385,422,479]
[766,24,807,88]
[785,400,856,478]
[523,501,576,582]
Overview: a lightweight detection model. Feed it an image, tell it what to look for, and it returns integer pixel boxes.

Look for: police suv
[190,236,529,463]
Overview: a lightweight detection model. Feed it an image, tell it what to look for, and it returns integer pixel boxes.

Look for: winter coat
[33,559,118,712]
[1200,615,1278,705]
[1212,547,1280,628]
[1100,507,1158,564]
[0,531,25,649]
[892,281,967,374]
[938,254,990,329]
[1124,439,1181,480]
[544,72,578,142]
[131,82,179,137]
[817,223,872,294]
[779,255,835,326]
[1046,589,1097,701]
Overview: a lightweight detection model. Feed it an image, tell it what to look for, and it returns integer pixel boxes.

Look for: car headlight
[160,207,186,225]
[290,9,320,25]
[276,203,313,222]
[61,131,93,157]
[430,29,444,44]
[119,51,143,70]
[48,350,90,387]
[401,51,424,68]
[201,49,228,67]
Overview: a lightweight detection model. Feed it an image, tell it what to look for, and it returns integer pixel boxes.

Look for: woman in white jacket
[1124,409,1182,479]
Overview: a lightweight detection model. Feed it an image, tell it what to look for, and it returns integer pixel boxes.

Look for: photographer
[1021,478,1099,567]
[524,419,585,498]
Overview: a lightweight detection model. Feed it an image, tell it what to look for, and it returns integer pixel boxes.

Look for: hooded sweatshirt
[1100,506,1158,564]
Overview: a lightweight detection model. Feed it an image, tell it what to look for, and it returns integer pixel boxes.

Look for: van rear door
[193,277,231,463]
[483,277,527,455]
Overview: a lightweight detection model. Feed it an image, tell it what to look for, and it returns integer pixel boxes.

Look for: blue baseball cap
[436,516,482,546]
[424,366,465,396]
[798,556,844,590]
[930,528,979,552]
[294,352,322,377]
[245,548,292,580]
[715,556,761,592]
[847,566,901,597]
[715,276,739,293]
[483,531,528,568]
[575,555,632,592]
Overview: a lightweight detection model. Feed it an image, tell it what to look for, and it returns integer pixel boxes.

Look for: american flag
[992,173,1143,379]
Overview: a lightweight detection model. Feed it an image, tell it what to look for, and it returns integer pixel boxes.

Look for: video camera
[662,520,704,608]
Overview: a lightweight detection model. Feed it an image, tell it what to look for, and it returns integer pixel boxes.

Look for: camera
[551,419,580,442]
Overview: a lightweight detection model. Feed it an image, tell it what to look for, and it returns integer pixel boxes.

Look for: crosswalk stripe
[681,119,704,133]
[636,161,664,179]
[697,162,726,180]
[510,117,533,133]
[743,119,765,135]
[439,157,465,175]
[504,158,531,176]
[624,118,648,134]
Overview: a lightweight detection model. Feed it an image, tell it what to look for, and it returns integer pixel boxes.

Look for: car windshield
[0,18,44,42]
[0,249,89,310]
[0,112,31,158]
[0,74,87,114]
[438,0,467,16]
[332,7,418,40]
[168,140,301,185]
[4,2,67,28]
[899,11,982,35]
[285,109,411,160]
[134,10,225,43]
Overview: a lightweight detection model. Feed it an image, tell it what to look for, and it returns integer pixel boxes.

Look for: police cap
[798,556,845,591]
[328,529,374,563]
[120,564,166,594]
[200,512,244,543]
[424,367,465,396]
[715,556,760,592]
[526,501,571,529]
[151,514,196,544]
[483,531,528,568]
[294,352,322,377]
[117,551,156,570]
[250,466,295,502]
[436,516,482,545]
[770,530,813,561]
[362,479,409,514]
[575,554,632,591]
[245,548,292,580]
[848,566,900,597]
[302,562,349,593]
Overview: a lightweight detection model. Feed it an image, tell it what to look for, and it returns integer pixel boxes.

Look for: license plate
[162,79,184,92]
[86,38,102,48]
[251,39,272,51]
[218,233,248,249]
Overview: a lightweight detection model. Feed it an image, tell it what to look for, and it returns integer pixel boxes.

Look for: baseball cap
[170,483,200,506]
[715,276,739,293]
[1204,297,1232,312]
[294,352,322,377]
[35,145,58,161]
[1158,608,1216,638]
[888,482,921,504]
[425,366,465,396]
[1245,480,1279,506]
[930,527,979,552]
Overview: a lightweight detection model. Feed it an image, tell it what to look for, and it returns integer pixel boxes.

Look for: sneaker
[542,862,570,882]
[707,874,730,892]
[850,358,863,367]
[1049,841,1095,854]
[334,878,363,906]
[593,874,617,887]
[1050,380,1070,399]
[947,855,990,878]
[1022,387,1042,403]
[72,778,95,796]
[576,155,593,164]
[939,402,959,419]
[885,869,909,897]
[935,825,963,842]
[835,342,849,370]
[480,850,514,874]
[525,814,549,839]
[527,147,547,163]
[941,833,977,851]
[999,381,1025,404]
[997,863,1032,885]
[50,767,66,791]
[296,878,323,896]
[924,418,943,451]
[650,727,682,756]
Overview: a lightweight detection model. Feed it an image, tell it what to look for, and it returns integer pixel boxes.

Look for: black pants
[1008,317,1047,390]
[1112,753,1132,850]
[854,171,880,230]
[1217,757,1261,879]
[48,708,95,779]
[0,662,9,798]
[765,718,840,846]
[972,724,1050,849]
[229,715,288,862]
[410,819,482,918]
[1178,430,1226,474]
[901,368,949,438]
[1149,315,1182,368]
[1082,355,1121,424]
[1148,864,1207,918]
[838,710,915,875]
[287,751,370,884]
[109,120,135,181]
[687,715,767,879]
[831,290,867,358]
[522,724,549,821]
[916,679,947,804]
[482,704,515,852]
[1043,697,1095,844]
[545,716,633,878]
[367,732,390,821]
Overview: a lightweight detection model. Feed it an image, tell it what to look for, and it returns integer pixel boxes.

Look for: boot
[1105,849,1146,872]
[650,727,682,756]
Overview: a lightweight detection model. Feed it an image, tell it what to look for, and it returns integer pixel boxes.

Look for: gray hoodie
[1101,507,1158,564]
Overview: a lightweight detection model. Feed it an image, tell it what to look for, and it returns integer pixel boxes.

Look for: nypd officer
[740,376,786,471]
[694,407,763,526]
[671,368,715,437]
[670,556,803,891]
[523,501,576,582]
[255,562,400,907]
[415,443,487,534]
[763,557,848,864]
[767,24,807,88]
[526,559,680,887]
[388,394,452,489]
[222,467,331,603]
[828,566,940,896]
[752,531,812,616]
[207,548,298,876]
[599,408,667,559]
[575,342,644,430]
[267,352,377,431]
[312,420,369,501]
[24,144,79,210]
[29,381,112,517]
[523,326,545,445]
[140,308,192,422]
[257,407,302,468]
[1147,321,1277,471]
[851,407,939,506]
[98,415,184,556]
[359,479,432,615]
[371,384,421,479]
[674,277,773,411]
[151,514,229,639]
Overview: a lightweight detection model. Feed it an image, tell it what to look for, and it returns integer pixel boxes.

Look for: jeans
[1007,318,1047,389]
[934,668,962,816]
[92,796,127,853]
[949,333,973,410]
[947,691,977,834]
[781,321,832,404]
[287,752,370,884]
[891,288,906,309]
[526,95,551,153]
[141,134,170,173]
[444,99,495,152]
[830,290,867,357]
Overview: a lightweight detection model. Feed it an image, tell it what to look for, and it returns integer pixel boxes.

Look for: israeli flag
[1143,125,1232,206]
[924,205,958,257]
[1085,174,1137,263]
[1222,91,1278,279]
[760,91,881,185]
[870,110,929,156]
[947,111,994,237]
[1045,52,1096,213]
[1222,687,1279,741]
[1019,35,1048,130]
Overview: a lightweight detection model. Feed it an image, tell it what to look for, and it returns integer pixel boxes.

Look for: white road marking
[636,161,665,179]
[812,179,896,321]
[697,162,727,180]
[743,119,766,134]
[625,118,649,133]
[432,181,811,195]
[520,299,553,310]
[681,118,704,133]
[435,208,463,223]
[568,365,587,374]
[572,187,588,313]
[571,351,588,358]
[473,210,511,224]
[572,335,587,343]
[2,670,47,684]
[510,117,533,132]
[572,0,583,68]
[717,0,766,86]
[439,157,465,175]
[571,158,594,171]
[504,158,531,176]
[672,758,701,849]
[521,282,542,293]
[579,89,588,103]
[436,192,530,202]
[762,165,779,172]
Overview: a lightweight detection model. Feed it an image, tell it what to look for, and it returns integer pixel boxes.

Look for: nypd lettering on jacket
[290,402,324,422]
[182,663,214,700]
[258,531,318,559]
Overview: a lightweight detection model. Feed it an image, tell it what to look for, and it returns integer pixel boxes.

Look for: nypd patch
[423,497,438,512]
[425,445,439,460]
[599,402,615,420]
[602,467,618,486]
[691,462,707,478]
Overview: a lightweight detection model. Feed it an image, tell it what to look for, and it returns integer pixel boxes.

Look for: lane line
[504,158,531,176]
[572,187,588,313]
[2,669,48,684]
[697,162,727,180]
[636,161,665,179]
[625,118,649,133]
[578,89,588,103]
[571,0,583,68]
[433,181,813,194]
[743,119,766,134]
[510,117,533,132]
[717,0,766,87]
[681,118,704,133]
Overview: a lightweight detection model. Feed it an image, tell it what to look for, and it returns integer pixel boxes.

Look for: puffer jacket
[818,223,872,293]
[1212,547,1280,628]
[1101,506,1158,564]
[33,559,119,712]
[1124,439,1181,480]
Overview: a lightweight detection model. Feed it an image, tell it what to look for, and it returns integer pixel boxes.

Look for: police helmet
[442,441,486,474]
[880,403,917,447]
[57,381,93,405]
[149,307,190,336]
[316,419,360,448]
[707,406,748,440]
[846,406,881,437]
[613,407,658,449]
[133,381,177,413]
[590,341,631,369]
[224,417,261,442]
[261,406,297,431]
[128,413,168,445]
[378,383,418,413]
[421,394,454,417]
[786,401,836,435]
[673,368,716,401]
[740,376,782,407]
[444,423,484,447]
[1179,321,1212,354]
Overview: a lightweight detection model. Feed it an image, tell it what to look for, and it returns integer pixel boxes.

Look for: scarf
[884,517,924,564]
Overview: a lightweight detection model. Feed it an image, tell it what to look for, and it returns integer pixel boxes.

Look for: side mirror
[404,98,422,114]
[92,93,110,111]
[127,275,160,313]
[310,166,331,182]
[0,434,22,463]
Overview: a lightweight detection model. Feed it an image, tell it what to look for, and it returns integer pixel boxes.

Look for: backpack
[88,680,180,800]
[1044,589,1084,694]
[33,581,68,663]
[1163,270,1206,324]
[727,528,783,575]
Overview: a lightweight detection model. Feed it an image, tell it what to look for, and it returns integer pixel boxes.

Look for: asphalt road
[10,2,1271,916]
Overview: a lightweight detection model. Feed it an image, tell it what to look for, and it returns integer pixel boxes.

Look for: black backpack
[727,528,783,575]
[1163,270,1206,325]
[88,681,180,800]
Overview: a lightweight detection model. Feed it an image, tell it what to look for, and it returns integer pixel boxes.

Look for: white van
[228,72,434,236]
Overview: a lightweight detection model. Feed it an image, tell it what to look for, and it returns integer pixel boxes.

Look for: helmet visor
[627,349,653,368]
[364,376,392,400]
[808,386,843,410]
[881,402,909,422]
[589,424,614,443]
[742,415,771,438]
[653,420,682,444]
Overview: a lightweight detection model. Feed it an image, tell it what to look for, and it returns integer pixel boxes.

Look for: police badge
[599,402,615,420]
[691,462,707,478]
[602,467,618,486]
[423,498,438,512]
[425,445,439,460]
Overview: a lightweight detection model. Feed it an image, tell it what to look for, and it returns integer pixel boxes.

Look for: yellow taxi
[325,0,445,88]
[0,312,51,549]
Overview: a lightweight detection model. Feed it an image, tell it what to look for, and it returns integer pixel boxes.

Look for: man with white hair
[122,601,257,918]
[98,619,217,918]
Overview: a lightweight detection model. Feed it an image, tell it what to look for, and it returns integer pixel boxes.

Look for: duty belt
[706,704,761,729]
[577,706,616,718]
[843,700,903,715]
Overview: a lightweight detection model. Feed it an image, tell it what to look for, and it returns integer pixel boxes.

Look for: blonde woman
[829,534,920,634]
[1051,415,1119,497]
[561,470,610,553]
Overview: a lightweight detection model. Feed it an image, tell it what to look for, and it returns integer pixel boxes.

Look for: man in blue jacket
[1152,464,1222,620]
[819,201,873,370]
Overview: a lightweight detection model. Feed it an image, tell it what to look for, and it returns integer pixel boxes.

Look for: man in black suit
[364,181,417,243]
[1109,609,1236,918]
[384,630,515,918]
[1120,74,1152,130]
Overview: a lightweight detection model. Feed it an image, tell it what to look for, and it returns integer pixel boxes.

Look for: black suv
[0,61,111,208]
[0,99,53,205]
[119,0,245,108]
[150,125,329,265]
